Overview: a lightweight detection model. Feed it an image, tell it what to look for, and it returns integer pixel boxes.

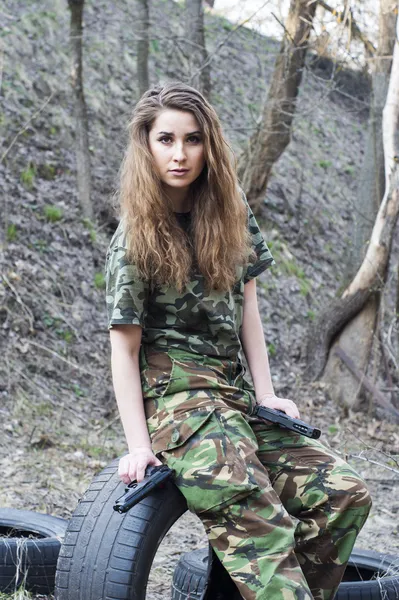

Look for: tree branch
[318,0,376,58]
[0,91,56,164]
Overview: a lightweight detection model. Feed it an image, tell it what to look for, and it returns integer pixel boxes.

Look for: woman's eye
[158,136,201,144]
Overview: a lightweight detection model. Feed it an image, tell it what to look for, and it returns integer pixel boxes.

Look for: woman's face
[148,109,206,196]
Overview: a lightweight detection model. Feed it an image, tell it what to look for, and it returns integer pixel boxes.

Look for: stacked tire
[3,460,399,600]
[171,546,399,600]
[0,508,67,595]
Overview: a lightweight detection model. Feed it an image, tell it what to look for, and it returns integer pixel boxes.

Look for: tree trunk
[345,0,396,282]
[305,8,399,413]
[185,0,211,98]
[237,0,317,214]
[134,0,149,97]
[68,0,93,220]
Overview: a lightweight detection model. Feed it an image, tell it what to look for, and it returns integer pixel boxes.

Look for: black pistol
[113,464,174,514]
[252,405,321,439]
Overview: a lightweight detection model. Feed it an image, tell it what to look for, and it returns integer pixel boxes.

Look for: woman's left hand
[256,393,300,419]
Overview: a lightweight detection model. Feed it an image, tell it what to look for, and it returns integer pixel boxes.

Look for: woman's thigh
[159,406,274,514]
[248,417,371,519]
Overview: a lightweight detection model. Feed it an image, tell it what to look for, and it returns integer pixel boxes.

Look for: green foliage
[55,328,74,343]
[20,164,36,189]
[281,260,305,279]
[38,163,57,180]
[82,218,97,243]
[328,424,339,434]
[43,313,55,327]
[86,445,104,458]
[0,591,33,599]
[72,383,86,397]
[222,18,233,31]
[43,204,63,222]
[33,238,48,253]
[344,165,355,175]
[318,159,332,169]
[306,310,315,321]
[6,223,17,241]
[271,241,312,296]
[94,272,106,289]
[150,39,160,53]
[299,278,312,297]
[42,312,74,343]
[267,342,276,357]
[36,402,53,417]
[247,102,260,114]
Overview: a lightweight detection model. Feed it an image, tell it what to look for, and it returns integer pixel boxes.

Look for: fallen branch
[2,273,34,331]
[345,426,399,471]
[348,453,399,475]
[331,446,399,475]
[27,340,98,377]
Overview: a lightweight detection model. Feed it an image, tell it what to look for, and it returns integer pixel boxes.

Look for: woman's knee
[328,462,372,517]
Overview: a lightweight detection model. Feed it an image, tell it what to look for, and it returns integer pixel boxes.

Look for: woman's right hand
[118,447,163,484]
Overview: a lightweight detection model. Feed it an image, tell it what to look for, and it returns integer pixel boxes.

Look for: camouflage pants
[140,347,372,600]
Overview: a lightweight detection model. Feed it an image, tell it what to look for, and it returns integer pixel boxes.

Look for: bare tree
[68,0,93,220]
[305,3,399,414]
[134,0,150,97]
[185,0,211,98]
[238,0,317,213]
[346,0,396,281]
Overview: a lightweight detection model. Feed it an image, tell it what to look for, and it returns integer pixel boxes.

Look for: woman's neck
[163,184,191,213]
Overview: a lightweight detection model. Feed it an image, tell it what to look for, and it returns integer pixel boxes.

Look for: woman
[105,81,371,600]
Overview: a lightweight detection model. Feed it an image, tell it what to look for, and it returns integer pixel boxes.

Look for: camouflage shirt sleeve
[241,190,275,283]
[105,220,149,329]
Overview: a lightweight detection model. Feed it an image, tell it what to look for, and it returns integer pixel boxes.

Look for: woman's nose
[173,143,187,162]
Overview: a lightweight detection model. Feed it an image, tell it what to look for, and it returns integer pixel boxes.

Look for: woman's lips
[169,169,189,176]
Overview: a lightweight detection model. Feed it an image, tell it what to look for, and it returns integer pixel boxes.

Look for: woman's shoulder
[105,218,134,276]
[106,218,128,257]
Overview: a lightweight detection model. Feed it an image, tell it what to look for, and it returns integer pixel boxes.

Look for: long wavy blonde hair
[118,81,253,292]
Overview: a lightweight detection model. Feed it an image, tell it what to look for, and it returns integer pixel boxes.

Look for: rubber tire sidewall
[0,508,67,594]
[55,457,188,600]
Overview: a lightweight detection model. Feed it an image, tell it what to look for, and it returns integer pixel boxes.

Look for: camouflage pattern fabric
[141,348,372,600]
[104,193,275,359]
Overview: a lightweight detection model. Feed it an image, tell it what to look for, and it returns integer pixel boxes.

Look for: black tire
[171,547,240,600]
[171,547,399,600]
[171,548,208,600]
[336,548,399,600]
[0,508,68,595]
[54,457,188,600]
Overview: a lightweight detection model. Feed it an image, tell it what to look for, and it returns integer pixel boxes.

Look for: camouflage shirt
[105,194,275,359]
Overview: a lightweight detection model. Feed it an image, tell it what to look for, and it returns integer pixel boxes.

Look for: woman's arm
[110,324,151,450]
[110,324,161,481]
[240,278,300,418]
